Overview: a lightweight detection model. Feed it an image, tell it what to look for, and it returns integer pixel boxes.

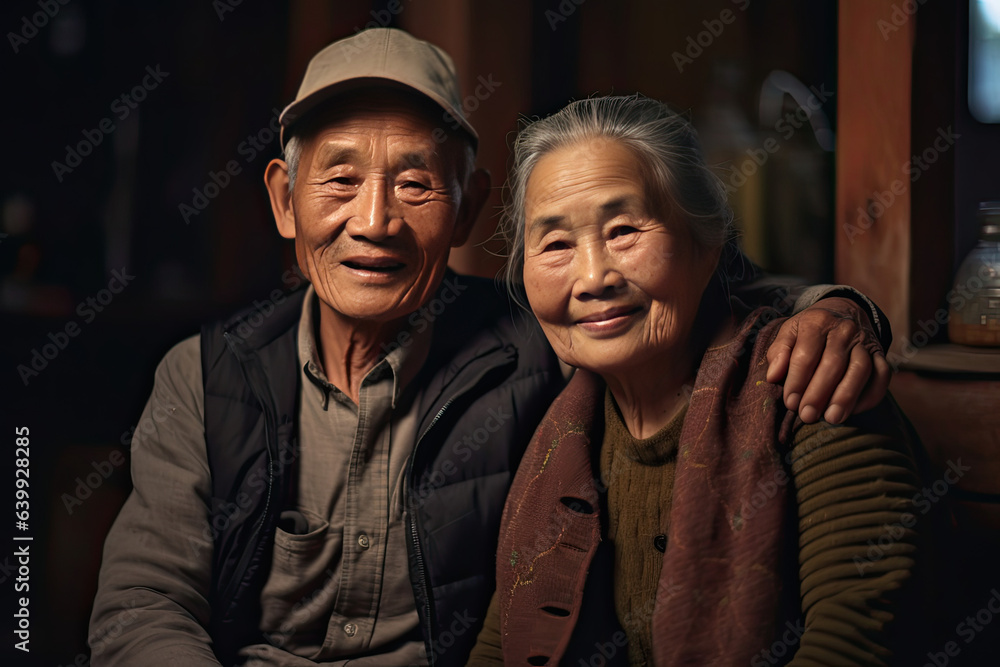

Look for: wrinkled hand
[766,297,891,424]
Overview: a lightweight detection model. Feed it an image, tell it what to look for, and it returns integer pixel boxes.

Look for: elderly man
[89,28,891,667]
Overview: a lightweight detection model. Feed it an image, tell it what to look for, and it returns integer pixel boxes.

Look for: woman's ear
[451,167,491,247]
[703,243,725,288]
[264,159,296,239]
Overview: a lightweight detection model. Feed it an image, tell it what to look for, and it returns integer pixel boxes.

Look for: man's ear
[264,159,296,239]
[451,167,491,247]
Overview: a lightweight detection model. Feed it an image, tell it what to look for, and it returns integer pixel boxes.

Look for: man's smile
[340,255,406,273]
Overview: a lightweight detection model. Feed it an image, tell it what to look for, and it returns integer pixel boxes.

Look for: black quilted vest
[198,274,565,666]
[200,287,302,665]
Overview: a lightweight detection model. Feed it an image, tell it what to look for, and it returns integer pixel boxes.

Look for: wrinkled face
[287,93,469,325]
[522,138,719,376]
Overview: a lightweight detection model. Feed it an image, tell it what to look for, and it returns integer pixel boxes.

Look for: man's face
[276,91,473,327]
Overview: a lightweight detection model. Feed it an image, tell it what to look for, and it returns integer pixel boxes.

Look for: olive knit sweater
[600,391,683,665]
[598,389,920,666]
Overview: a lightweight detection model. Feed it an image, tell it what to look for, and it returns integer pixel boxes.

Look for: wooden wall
[838,2,1000,662]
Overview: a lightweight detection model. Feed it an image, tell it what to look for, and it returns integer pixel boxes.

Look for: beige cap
[279,28,477,150]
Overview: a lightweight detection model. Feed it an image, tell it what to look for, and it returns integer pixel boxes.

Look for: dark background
[1,1,988,666]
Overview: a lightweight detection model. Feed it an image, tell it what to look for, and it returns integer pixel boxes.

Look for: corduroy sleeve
[786,401,924,666]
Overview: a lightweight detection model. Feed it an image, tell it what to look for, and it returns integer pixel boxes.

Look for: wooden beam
[836,0,915,352]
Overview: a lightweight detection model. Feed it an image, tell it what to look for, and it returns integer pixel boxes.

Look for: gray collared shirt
[242,286,432,665]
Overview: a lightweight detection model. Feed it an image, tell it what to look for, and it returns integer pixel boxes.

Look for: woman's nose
[572,243,626,300]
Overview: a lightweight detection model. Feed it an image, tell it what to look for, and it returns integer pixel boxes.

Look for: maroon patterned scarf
[496,309,798,665]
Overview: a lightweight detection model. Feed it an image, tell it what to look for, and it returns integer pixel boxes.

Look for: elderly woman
[468,95,927,666]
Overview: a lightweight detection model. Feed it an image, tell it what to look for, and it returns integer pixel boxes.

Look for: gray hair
[282,132,476,193]
[502,94,736,293]
[284,134,304,192]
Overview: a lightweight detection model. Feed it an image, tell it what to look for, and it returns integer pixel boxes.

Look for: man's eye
[330,177,353,186]
[400,181,428,191]
[609,225,637,239]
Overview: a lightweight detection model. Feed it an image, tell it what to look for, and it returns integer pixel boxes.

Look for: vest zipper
[406,352,517,665]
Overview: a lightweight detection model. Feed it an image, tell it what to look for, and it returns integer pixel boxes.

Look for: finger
[766,322,795,384]
[797,342,851,424]
[853,352,892,414]
[822,345,873,424]
[781,332,825,415]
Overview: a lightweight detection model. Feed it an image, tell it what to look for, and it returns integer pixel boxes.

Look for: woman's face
[522,138,720,377]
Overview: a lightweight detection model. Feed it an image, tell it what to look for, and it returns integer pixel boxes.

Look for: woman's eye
[542,240,569,252]
[401,180,428,191]
[330,177,353,186]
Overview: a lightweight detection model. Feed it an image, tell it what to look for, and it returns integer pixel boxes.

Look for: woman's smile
[574,305,644,335]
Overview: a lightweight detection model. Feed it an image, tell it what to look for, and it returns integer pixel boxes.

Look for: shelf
[897,343,1000,374]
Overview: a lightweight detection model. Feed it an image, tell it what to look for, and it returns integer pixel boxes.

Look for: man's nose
[347,177,400,242]
[572,242,626,300]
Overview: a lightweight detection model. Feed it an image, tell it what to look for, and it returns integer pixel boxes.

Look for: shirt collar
[297,284,432,409]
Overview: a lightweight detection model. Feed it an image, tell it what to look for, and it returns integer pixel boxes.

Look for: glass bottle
[948,201,1000,346]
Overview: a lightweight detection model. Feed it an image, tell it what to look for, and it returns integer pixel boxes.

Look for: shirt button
[344,622,357,637]
[358,533,370,549]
